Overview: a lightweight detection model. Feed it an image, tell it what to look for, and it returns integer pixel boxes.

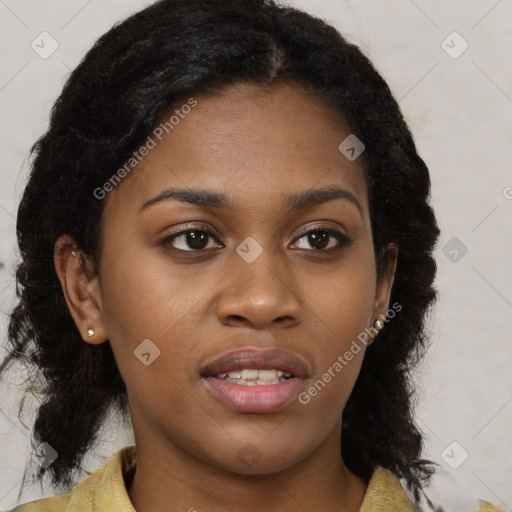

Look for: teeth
[256,379,280,385]
[224,377,282,386]
[241,369,259,379]
[215,369,293,384]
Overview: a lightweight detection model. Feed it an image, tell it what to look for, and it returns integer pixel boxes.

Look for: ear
[373,243,398,322]
[54,234,107,345]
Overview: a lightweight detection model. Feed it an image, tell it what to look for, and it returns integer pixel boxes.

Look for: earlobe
[373,243,398,322]
[54,235,107,345]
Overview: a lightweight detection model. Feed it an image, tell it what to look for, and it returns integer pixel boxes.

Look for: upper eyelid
[164,225,222,242]
[164,226,348,248]
[293,225,346,239]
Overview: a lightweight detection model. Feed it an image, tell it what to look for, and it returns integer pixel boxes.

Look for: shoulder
[473,502,506,512]
[363,466,505,512]
[9,445,137,512]
[360,466,418,511]
[10,494,70,512]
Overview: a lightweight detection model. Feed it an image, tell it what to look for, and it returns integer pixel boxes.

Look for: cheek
[98,253,205,422]
[99,241,205,339]
[313,252,376,339]
[300,252,375,401]
[97,244,211,393]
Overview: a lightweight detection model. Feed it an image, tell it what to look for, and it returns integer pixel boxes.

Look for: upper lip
[201,347,309,378]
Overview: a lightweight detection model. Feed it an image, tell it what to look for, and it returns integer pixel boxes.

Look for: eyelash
[161,226,353,255]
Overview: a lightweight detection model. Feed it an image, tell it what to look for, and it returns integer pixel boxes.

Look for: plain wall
[0,1,511,510]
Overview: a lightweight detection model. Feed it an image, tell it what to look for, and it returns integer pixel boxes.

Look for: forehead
[104,82,369,218]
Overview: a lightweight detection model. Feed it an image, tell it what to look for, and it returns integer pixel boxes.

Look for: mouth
[200,348,309,413]
[214,368,294,385]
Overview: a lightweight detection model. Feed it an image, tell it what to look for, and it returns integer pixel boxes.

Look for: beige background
[0,1,511,510]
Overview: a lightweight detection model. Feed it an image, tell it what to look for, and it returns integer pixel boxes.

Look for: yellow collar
[11,446,443,511]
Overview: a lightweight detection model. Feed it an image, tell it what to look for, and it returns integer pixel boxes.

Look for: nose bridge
[216,235,302,328]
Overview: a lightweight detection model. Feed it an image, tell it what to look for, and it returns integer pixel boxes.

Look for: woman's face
[84,83,395,474]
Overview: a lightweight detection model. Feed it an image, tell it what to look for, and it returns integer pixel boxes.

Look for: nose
[216,248,303,330]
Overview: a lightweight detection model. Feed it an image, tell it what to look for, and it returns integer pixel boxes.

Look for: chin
[207,445,311,476]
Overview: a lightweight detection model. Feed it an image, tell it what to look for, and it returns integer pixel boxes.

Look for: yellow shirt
[10,446,503,512]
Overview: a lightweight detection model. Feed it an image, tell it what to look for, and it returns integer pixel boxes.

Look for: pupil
[187,231,207,249]
[309,231,328,250]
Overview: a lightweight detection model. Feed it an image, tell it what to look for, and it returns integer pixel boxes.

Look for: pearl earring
[374,319,384,330]
[87,328,94,337]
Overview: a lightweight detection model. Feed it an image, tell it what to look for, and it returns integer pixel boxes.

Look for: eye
[162,227,222,252]
[290,228,352,252]
[162,226,352,254]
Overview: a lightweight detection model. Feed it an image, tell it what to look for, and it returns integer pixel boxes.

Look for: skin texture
[54,82,397,512]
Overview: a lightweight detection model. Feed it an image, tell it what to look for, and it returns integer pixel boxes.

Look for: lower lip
[203,377,305,413]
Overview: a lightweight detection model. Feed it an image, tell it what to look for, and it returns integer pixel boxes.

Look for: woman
[0,0,502,510]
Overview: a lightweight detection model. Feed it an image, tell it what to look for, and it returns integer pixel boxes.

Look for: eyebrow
[139,185,363,218]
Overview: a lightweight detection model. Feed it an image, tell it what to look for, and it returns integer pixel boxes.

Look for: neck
[128,422,367,512]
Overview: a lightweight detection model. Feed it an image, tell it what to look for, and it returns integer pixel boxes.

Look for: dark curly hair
[0,0,440,493]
